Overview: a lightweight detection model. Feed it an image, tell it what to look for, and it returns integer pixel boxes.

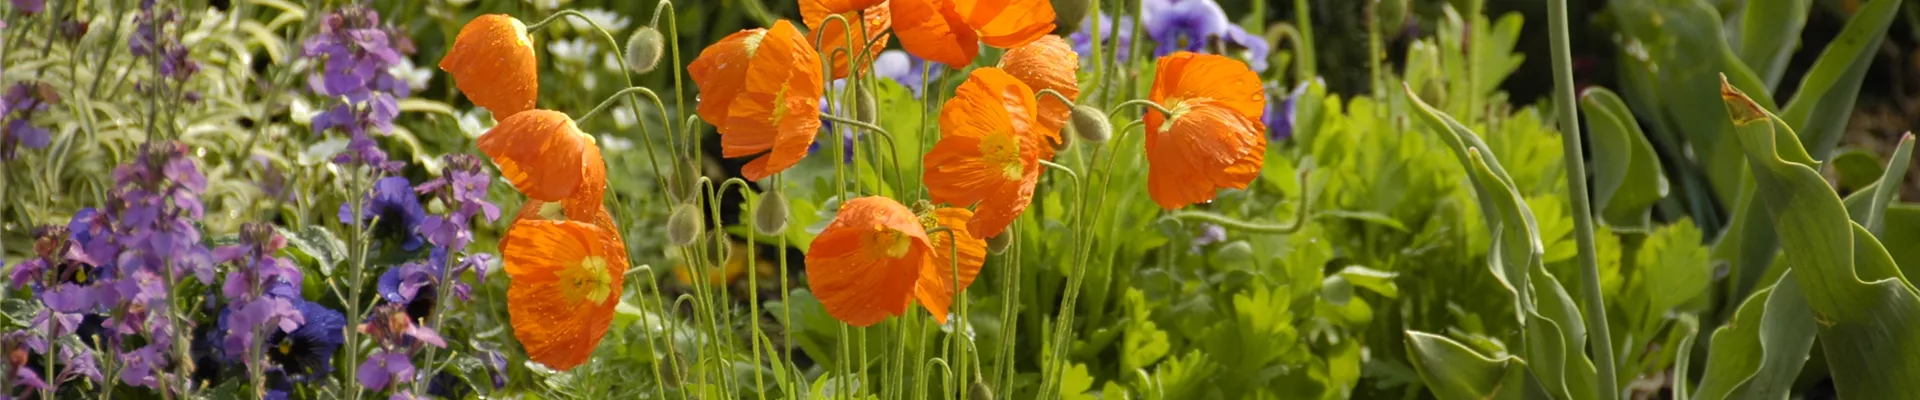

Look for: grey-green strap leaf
[1737,0,1812,91]
[1776,0,1901,161]
[1406,331,1529,400]
[1690,272,1817,400]
[1580,87,1669,231]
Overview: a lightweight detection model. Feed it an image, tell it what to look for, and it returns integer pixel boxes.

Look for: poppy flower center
[538,202,567,221]
[510,19,534,49]
[866,225,914,259]
[1157,99,1197,134]
[556,256,614,305]
[979,133,1024,180]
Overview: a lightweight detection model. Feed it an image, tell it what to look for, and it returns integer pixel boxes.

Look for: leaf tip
[1718,74,1766,126]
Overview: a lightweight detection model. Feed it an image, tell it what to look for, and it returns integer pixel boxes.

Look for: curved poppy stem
[575,86,665,124]
[1037,159,1081,185]
[648,1,690,164]
[1035,89,1077,108]
[533,9,680,218]
[1160,168,1315,234]
[1035,158,1090,397]
[819,112,907,196]
[1108,99,1175,120]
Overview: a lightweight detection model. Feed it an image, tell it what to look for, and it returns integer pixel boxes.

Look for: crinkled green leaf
[1737,0,1812,90]
[1579,87,1669,231]
[1121,289,1171,372]
[1776,0,1901,160]
[1636,219,1712,321]
[1691,273,1817,400]
[1405,331,1528,400]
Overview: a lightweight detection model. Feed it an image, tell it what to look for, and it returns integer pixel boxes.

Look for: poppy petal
[954,0,1056,49]
[1149,52,1266,120]
[999,35,1078,159]
[503,220,627,371]
[894,0,980,67]
[806,197,931,327]
[914,207,987,323]
[806,1,894,80]
[478,110,599,202]
[440,15,539,117]
[924,68,1040,238]
[1145,101,1267,209]
[689,29,760,130]
[723,21,824,180]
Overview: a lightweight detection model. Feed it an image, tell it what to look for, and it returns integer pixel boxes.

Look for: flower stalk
[1548,0,1619,398]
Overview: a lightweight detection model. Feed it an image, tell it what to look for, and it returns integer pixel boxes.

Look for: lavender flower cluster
[303,5,416,172]
[0,82,57,161]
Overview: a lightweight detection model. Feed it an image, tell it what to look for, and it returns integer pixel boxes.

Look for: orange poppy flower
[807,196,932,326]
[477,110,608,206]
[998,35,1078,159]
[503,217,628,371]
[894,0,1054,67]
[923,68,1041,238]
[804,0,893,80]
[440,14,539,117]
[914,207,987,323]
[689,20,825,181]
[1144,52,1268,210]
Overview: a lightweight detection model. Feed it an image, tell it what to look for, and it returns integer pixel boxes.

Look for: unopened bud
[754,191,789,236]
[855,84,879,125]
[986,231,1013,254]
[1069,105,1110,143]
[625,26,666,74]
[1049,0,1090,34]
[667,204,704,246]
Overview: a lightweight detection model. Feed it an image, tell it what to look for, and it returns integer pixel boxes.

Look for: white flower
[612,107,637,128]
[391,57,433,92]
[458,108,497,139]
[569,9,631,33]
[547,38,597,64]
[599,133,634,152]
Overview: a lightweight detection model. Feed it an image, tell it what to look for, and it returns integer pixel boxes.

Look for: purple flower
[377,261,440,319]
[1222,25,1270,72]
[415,154,500,228]
[1189,222,1226,253]
[872,50,942,98]
[264,300,345,381]
[1,81,57,161]
[117,344,166,388]
[11,0,45,14]
[1265,82,1305,140]
[1071,13,1136,62]
[1141,0,1229,56]
[341,176,427,251]
[356,349,415,391]
[111,142,216,288]
[304,6,414,172]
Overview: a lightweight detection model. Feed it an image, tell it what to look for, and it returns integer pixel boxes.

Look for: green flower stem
[1548,0,1620,398]
[1035,158,1088,399]
[1036,89,1077,108]
[1108,99,1175,120]
[533,9,680,216]
[820,112,908,195]
[1293,0,1317,80]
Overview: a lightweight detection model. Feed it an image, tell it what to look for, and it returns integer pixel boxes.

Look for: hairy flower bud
[1069,105,1110,143]
[668,204,704,246]
[625,25,666,74]
[854,84,879,125]
[986,231,1013,254]
[969,380,995,400]
[754,191,789,236]
[1049,0,1090,33]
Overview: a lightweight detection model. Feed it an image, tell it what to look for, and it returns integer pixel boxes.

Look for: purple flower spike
[342,176,427,251]
[1142,0,1229,56]
[1,81,58,161]
[11,0,45,14]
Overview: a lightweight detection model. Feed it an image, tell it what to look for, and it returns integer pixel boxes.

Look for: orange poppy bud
[923,68,1042,238]
[803,0,893,80]
[998,35,1079,160]
[915,207,987,323]
[503,218,628,371]
[894,0,1054,67]
[477,110,607,204]
[440,14,540,118]
[806,196,933,327]
[689,20,825,181]
[1143,52,1268,210]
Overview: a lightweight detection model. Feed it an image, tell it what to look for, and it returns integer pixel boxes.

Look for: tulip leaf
[1405,331,1529,400]
[1776,0,1901,161]
[1829,150,1884,193]
[1690,272,1817,400]
[1737,0,1812,90]
[1579,87,1669,231]
[1722,79,1920,398]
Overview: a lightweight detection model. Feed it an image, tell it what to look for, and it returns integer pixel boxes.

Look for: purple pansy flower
[872,50,942,98]
[341,176,427,251]
[1265,82,1305,140]
[1222,25,1270,72]
[1142,0,1229,56]
[1071,13,1136,62]
[377,260,440,320]
[356,349,415,391]
[1189,222,1226,253]
[264,300,345,382]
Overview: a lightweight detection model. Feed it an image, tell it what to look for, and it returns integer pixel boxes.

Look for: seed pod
[754,191,789,236]
[855,84,879,125]
[986,231,1013,254]
[1069,105,1110,143]
[625,25,666,74]
[667,204,704,246]
[968,380,995,400]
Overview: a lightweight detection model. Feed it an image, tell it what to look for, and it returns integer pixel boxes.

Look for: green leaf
[1335,266,1399,299]
[1722,79,1920,398]
[1737,0,1813,90]
[1579,87,1669,231]
[277,225,346,277]
[1120,289,1171,372]
[1060,363,1097,400]
[1850,135,1914,236]
[1146,351,1220,400]
[1691,273,1817,400]
[1636,219,1712,320]
[1776,0,1902,160]
[1830,150,1885,192]
[1883,204,1920,277]
[1404,331,1528,400]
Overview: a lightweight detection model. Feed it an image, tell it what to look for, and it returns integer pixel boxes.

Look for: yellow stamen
[556,256,614,305]
[979,133,1024,180]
